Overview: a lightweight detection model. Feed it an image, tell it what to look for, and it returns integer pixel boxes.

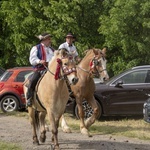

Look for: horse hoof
[62,127,72,133]
[53,144,60,150]
[88,134,93,137]
[33,141,39,145]
[81,128,89,136]
[40,131,46,143]
[40,136,46,143]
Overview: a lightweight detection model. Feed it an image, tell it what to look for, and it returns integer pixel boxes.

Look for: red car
[0,67,34,112]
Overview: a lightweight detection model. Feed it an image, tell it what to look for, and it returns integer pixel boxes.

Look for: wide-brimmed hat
[36,33,52,41]
[65,33,74,38]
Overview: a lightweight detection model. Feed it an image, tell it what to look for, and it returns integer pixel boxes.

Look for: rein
[43,58,76,80]
[43,65,55,75]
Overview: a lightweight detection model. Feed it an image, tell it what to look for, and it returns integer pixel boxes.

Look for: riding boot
[26,70,41,107]
[26,89,33,107]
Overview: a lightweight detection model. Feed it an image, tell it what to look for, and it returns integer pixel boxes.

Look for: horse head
[89,48,109,83]
[52,48,78,85]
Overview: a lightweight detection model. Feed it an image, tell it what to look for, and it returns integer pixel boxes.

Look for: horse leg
[28,107,39,145]
[47,111,60,150]
[85,97,99,129]
[61,115,72,133]
[53,117,61,150]
[39,112,47,143]
[76,100,90,136]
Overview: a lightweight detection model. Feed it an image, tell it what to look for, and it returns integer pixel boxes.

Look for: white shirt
[58,42,78,58]
[29,43,54,66]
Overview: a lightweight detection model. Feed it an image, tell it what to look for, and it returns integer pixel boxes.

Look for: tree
[0,0,103,68]
[99,0,150,75]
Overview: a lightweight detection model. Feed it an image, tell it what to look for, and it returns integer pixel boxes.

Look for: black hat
[65,33,74,38]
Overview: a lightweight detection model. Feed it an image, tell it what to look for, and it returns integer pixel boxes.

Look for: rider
[26,32,55,107]
[58,33,81,62]
[58,33,81,97]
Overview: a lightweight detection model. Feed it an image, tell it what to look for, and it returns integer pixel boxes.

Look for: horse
[61,48,109,136]
[23,49,78,150]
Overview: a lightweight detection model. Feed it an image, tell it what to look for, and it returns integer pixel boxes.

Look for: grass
[0,141,22,150]
[1,110,150,141]
[62,113,150,141]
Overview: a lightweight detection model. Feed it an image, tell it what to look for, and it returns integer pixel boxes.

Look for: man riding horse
[26,32,55,107]
[58,32,81,63]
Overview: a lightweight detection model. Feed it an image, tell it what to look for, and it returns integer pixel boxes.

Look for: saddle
[25,70,47,111]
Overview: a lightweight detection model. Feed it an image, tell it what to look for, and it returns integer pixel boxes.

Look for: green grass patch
[0,141,22,150]
[0,110,29,118]
[63,113,150,141]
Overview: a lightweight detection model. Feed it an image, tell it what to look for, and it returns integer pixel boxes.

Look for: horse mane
[83,48,101,59]
[84,48,107,57]
[53,48,70,58]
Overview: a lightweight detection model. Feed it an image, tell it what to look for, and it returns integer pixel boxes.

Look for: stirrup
[26,98,32,107]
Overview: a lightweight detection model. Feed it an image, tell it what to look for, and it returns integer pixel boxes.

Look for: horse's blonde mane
[83,48,101,59]
[83,48,107,59]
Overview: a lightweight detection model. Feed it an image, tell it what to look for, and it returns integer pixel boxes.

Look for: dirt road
[0,114,150,150]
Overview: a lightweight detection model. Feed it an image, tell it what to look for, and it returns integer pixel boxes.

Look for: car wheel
[0,95,19,113]
[75,100,102,120]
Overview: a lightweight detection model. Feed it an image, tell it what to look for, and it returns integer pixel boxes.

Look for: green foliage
[0,0,103,68]
[99,0,150,75]
[0,0,149,77]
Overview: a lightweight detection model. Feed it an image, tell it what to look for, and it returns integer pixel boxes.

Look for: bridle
[44,56,77,80]
[78,54,107,78]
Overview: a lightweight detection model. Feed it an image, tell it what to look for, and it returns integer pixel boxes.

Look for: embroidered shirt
[29,43,54,66]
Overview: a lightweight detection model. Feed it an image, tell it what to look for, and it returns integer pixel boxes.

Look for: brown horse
[61,48,109,136]
[23,49,78,149]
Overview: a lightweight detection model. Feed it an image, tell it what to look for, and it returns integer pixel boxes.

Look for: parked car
[66,65,150,119]
[0,67,33,112]
[0,67,5,77]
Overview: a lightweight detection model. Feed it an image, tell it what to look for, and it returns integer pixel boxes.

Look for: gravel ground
[0,114,150,150]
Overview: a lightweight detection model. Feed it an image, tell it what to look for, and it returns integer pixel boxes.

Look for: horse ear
[60,48,68,57]
[101,48,107,57]
[93,48,99,55]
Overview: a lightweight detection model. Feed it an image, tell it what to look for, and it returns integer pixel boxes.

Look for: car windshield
[0,71,13,81]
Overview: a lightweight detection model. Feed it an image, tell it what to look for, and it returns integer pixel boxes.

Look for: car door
[106,69,150,115]
[11,70,33,101]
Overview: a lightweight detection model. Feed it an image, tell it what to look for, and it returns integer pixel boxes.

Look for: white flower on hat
[38,35,44,40]
[36,33,52,41]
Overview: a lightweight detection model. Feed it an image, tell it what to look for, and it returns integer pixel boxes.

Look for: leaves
[0,0,149,77]
[99,0,150,75]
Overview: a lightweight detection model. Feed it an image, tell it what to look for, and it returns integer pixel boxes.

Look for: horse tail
[35,110,40,130]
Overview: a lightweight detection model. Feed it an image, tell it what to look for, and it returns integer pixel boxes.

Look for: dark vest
[33,44,46,70]
[37,44,46,60]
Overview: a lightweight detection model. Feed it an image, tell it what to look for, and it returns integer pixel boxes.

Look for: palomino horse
[61,48,109,136]
[23,49,78,149]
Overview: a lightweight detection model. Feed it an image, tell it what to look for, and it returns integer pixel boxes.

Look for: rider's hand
[40,60,47,66]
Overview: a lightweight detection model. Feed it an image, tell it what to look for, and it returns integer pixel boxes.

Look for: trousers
[26,70,42,99]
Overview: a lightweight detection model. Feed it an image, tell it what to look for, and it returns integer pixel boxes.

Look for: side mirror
[115,80,123,87]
